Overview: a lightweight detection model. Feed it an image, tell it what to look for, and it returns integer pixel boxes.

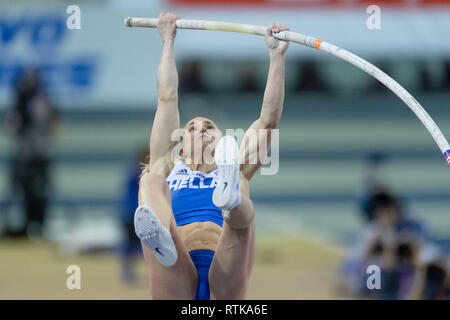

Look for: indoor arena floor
[0,231,348,300]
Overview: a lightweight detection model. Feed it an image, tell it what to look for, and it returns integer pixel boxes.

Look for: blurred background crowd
[0,0,449,299]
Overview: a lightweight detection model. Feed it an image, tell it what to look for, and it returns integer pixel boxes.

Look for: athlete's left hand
[265,23,290,55]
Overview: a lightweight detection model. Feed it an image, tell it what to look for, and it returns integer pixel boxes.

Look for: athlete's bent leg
[209,175,255,299]
[138,172,198,299]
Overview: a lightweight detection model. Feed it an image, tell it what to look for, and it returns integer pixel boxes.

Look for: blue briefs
[189,249,215,300]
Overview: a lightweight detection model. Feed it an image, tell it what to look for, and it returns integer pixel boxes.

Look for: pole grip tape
[444,150,450,167]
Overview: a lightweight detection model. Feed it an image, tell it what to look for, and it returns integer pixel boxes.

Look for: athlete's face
[181,117,222,163]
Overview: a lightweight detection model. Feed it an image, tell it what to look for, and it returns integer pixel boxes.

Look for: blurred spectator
[294,59,326,92]
[3,68,59,239]
[361,224,422,299]
[179,60,206,93]
[118,146,148,284]
[341,157,435,300]
[409,251,449,299]
[359,152,388,222]
[342,152,450,300]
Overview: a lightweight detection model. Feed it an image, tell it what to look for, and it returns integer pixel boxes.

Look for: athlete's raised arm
[240,23,289,180]
[149,13,181,172]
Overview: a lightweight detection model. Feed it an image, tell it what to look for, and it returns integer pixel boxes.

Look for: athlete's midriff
[177,221,222,252]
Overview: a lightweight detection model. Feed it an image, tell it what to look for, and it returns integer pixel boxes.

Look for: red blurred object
[169,0,450,8]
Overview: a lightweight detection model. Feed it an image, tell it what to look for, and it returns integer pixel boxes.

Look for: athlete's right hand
[157,12,179,42]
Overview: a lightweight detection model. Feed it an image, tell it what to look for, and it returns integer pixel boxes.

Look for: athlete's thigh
[138,175,197,299]
[209,175,255,297]
[209,222,254,299]
[141,217,198,299]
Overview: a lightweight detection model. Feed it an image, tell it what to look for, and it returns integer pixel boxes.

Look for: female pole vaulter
[134,12,289,300]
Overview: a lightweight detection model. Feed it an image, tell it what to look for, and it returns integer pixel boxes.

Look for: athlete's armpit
[148,152,175,178]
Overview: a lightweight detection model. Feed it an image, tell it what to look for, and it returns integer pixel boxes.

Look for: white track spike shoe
[212,136,241,212]
[134,205,177,267]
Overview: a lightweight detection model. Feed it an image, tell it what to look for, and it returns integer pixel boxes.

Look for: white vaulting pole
[124,17,450,168]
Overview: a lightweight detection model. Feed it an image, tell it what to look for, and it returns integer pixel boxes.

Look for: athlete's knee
[225,199,255,229]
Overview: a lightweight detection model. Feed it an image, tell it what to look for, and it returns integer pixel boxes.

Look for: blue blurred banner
[0,3,161,110]
[0,10,98,106]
